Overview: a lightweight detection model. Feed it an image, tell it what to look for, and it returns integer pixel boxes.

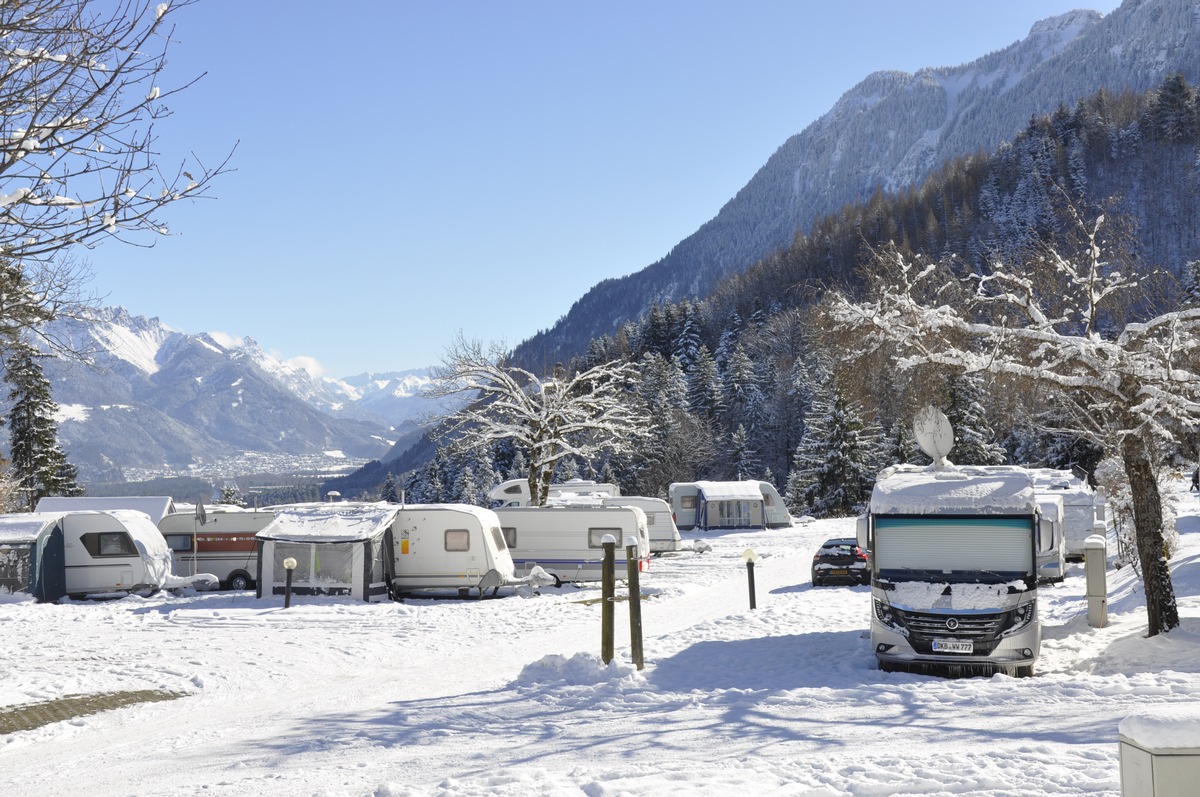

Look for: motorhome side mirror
[856,515,869,550]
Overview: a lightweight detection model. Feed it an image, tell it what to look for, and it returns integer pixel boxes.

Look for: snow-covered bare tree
[0,0,229,350]
[827,212,1188,635]
[427,335,649,506]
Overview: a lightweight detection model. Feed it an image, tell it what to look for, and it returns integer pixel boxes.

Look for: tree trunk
[526,470,542,507]
[1121,431,1180,636]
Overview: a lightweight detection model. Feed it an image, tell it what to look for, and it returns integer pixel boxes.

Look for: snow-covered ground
[3,481,1200,797]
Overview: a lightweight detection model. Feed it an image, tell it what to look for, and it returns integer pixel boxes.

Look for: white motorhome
[859,464,1042,677]
[487,478,620,508]
[494,505,649,586]
[159,508,276,590]
[22,510,175,601]
[669,480,793,531]
[390,504,517,596]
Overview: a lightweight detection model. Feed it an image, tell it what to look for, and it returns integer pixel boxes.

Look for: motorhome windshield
[873,515,1035,586]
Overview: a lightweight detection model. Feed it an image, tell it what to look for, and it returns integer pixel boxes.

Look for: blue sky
[83,0,1123,379]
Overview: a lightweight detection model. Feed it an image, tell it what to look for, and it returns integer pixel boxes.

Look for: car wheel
[228,572,252,591]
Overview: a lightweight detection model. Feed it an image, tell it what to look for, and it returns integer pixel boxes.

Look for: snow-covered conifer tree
[944,372,1006,465]
[4,345,80,507]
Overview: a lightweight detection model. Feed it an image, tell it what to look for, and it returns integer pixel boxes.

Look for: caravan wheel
[551,573,563,588]
[227,572,252,591]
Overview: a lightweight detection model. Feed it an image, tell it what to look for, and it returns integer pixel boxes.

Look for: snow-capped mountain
[38,307,443,483]
[510,0,1200,366]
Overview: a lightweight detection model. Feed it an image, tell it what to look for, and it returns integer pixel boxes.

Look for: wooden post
[601,536,615,664]
[625,539,644,670]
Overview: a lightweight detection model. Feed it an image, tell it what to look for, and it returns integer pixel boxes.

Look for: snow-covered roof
[693,481,765,502]
[397,503,500,526]
[871,465,1038,515]
[34,496,176,524]
[1036,494,1064,520]
[0,512,61,543]
[257,504,400,542]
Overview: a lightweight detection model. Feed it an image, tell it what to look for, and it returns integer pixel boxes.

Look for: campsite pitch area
[2,482,1200,796]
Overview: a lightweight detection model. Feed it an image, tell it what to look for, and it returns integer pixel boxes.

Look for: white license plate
[932,638,973,654]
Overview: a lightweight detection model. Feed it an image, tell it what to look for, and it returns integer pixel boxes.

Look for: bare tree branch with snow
[427,335,649,506]
[0,0,232,351]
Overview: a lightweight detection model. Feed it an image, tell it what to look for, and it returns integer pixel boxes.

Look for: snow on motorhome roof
[871,465,1038,515]
[257,504,400,542]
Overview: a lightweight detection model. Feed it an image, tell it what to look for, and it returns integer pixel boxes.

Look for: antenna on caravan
[913,405,954,469]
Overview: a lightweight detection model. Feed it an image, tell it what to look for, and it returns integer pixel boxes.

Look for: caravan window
[504,484,523,494]
[680,496,697,509]
[502,527,517,548]
[490,526,508,551]
[81,532,137,557]
[445,529,470,552]
[588,528,622,549]
[165,534,193,552]
[644,514,655,525]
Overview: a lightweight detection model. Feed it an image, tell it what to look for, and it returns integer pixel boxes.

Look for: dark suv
[811,537,870,586]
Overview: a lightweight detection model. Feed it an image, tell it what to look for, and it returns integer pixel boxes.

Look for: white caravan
[1029,469,1108,561]
[256,503,518,601]
[487,478,620,508]
[22,510,176,601]
[540,492,683,554]
[602,496,683,554]
[670,481,787,531]
[35,496,177,525]
[859,464,1042,677]
[390,504,517,596]
[1033,494,1066,584]
[159,508,276,590]
[494,505,649,586]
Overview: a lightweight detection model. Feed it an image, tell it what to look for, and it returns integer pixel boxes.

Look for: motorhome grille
[898,609,1007,643]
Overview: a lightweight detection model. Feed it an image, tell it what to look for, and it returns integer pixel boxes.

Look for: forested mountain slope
[511,0,1200,368]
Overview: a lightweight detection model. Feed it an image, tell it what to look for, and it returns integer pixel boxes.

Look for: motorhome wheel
[227,572,252,591]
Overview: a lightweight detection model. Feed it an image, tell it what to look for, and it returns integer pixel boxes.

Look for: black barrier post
[283,556,297,609]
[742,548,759,610]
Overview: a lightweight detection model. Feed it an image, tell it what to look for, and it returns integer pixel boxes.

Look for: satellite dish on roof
[913,405,954,469]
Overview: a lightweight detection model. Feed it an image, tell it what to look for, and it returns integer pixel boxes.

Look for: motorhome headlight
[1001,601,1037,637]
[873,599,907,635]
